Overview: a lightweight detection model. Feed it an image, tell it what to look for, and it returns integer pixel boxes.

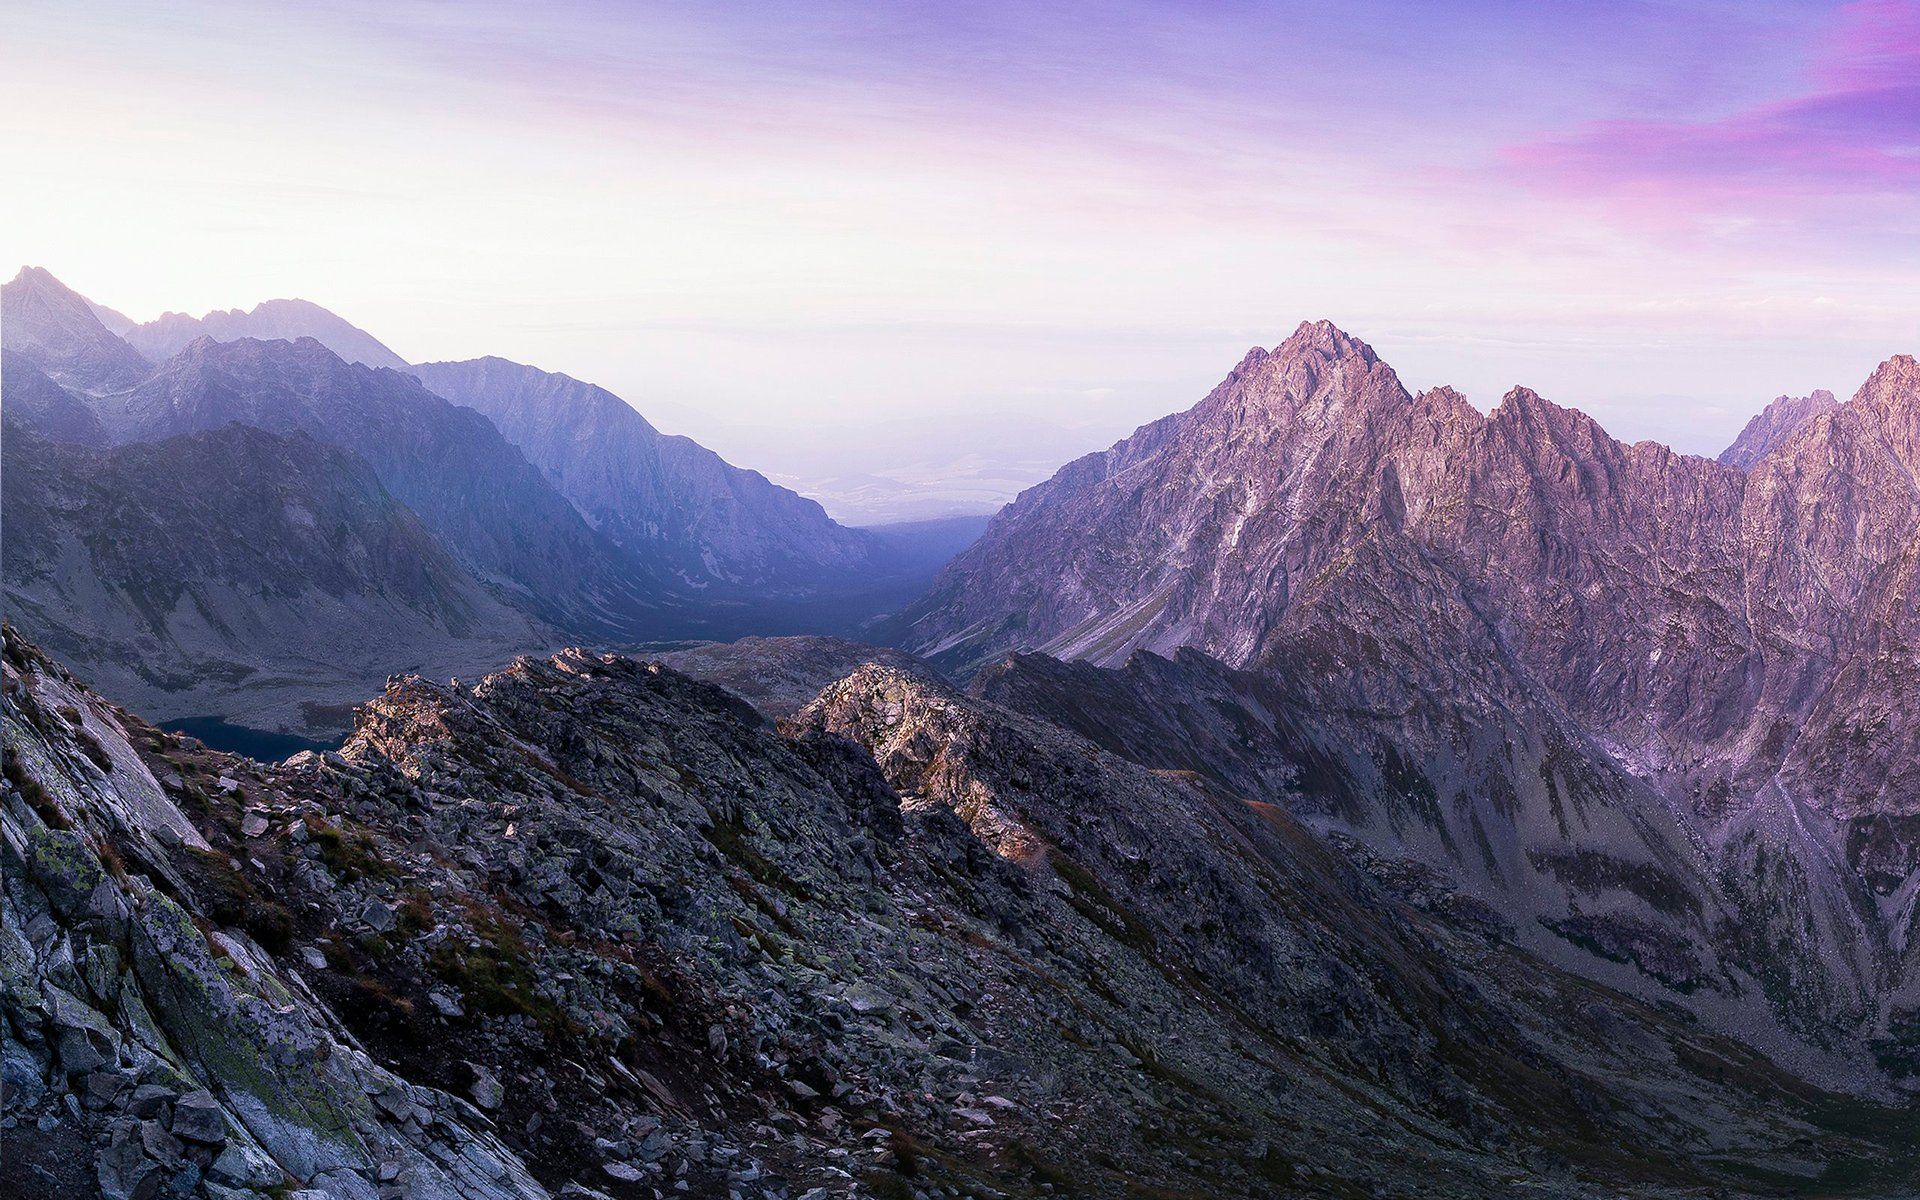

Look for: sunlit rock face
[898,324,1920,1049]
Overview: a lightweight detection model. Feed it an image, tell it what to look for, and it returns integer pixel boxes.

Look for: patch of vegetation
[303,814,391,882]
[185,848,296,955]
[396,889,436,937]
[349,975,416,1025]
[5,750,70,830]
[1117,1033,1227,1106]
[1005,1139,1073,1188]
[703,813,810,900]
[1049,850,1156,951]
[428,902,568,1033]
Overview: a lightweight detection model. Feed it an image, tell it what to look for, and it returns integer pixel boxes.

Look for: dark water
[162,716,339,762]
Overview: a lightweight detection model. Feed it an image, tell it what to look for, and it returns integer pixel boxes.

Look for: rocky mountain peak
[1226,344,1271,377]
[10,264,64,292]
[1854,354,1920,470]
[1485,385,1622,455]
[1273,317,1379,366]
[1,265,152,393]
[1205,319,1408,435]
[1719,389,1842,469]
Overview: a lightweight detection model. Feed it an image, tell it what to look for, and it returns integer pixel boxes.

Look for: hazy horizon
[8,0,1920,512]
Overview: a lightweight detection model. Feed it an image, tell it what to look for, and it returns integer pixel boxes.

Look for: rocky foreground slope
[11,628,1920,1199]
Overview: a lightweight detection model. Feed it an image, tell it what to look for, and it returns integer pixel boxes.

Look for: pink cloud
[1818,0,1920,87]
[1502,1,1920,223]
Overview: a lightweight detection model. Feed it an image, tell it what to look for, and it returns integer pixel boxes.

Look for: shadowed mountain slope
[410,356,887,596]
[11,626,1920,1198]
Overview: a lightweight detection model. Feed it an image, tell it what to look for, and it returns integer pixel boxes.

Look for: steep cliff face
[14,630,1920,1199]
[410,358,884,596]
[2,352,107,446]
[896,324,1920,1044]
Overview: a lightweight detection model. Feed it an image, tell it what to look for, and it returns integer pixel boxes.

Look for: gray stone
[83,1070,129,1108]
[98,1125,161,1200]
[209,1140,283,1188]
[170,1090,226,1144]
[56,1024,111,1075]
[467,1063,504,1111]
[125,1084,177,1120]
[140,1117,186,1165]
[360,901,397,933]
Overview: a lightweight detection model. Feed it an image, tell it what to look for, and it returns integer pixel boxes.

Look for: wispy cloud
[4,0,1915,471]
[1502,1,1920,247]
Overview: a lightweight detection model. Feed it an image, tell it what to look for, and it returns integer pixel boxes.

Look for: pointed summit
[1,265,152,392]
[1851,355,1920,476]
[1489,385,1614,441]
[1272,318,1380,367]
[1718,390,1840,469]
[1217,318,1406,428]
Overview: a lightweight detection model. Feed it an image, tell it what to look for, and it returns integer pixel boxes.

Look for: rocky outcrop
[14,629,1920,1197]
[124,299,411,371]
[1,634,544,1200]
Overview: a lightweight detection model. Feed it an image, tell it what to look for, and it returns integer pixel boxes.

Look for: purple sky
[5,0,1918,512]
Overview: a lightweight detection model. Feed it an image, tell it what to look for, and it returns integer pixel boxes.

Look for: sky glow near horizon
[5,0,1920,482]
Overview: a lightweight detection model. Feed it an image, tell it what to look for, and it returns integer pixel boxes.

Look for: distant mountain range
[121,297,413,370]
[0,266,979,735]
[410,356,887,593]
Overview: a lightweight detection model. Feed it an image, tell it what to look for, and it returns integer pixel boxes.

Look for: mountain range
[898,320,1920,1051]
[1,267,967,737]
[408,357,886,594]
[119,298,414,371]
[9,274,1920,1198]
